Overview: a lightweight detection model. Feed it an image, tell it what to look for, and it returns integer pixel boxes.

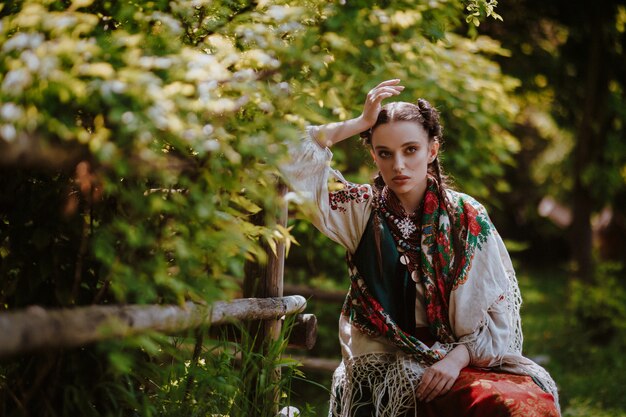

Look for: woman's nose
[393,156,405,172]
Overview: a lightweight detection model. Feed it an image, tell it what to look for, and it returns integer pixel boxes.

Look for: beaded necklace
[377,186,424,282]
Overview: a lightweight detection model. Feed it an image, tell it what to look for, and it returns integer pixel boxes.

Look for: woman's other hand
[416,344,470,402]
[360,79,404,127]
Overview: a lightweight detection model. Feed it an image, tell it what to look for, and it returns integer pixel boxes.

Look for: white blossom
[147,107,166,130]
[151,12,183,36]
[233,69,255,82]
[138,56,174,70]
[278,406,300,417]
[266,6,289,21]
[20,50,41,72]
[185,53,230,82]
[0,124,17,142]
[121,112,135,125]
[100,80,127,96]
[186,112,198,124]
[198,81,218,102]
[243,49,279,68]
[278,22,303,33]
[258,102,274,112]
[202,124,214,136]
[0,103,24,121]
[2,68,33,95]
[272,82,290,95]
[373,10,390,24]
[2,32,44,53]
[45,15,78,31]
[182,129,195,141]
[202,139,219,152]
[39,56,59,78]
[138,131,152,144]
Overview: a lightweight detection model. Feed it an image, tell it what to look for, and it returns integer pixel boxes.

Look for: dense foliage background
[0,0,624,416]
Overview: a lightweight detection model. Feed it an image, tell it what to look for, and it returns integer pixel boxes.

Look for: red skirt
[418,367,559,417]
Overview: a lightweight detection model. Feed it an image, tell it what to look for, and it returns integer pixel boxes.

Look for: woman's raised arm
[311,79,404,148]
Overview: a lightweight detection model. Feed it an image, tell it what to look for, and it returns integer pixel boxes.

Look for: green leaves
[466,0,503,27]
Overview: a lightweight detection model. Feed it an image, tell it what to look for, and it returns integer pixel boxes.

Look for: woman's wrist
[357,113,376,131]
[445,344,470,369]
[354,114,374,133]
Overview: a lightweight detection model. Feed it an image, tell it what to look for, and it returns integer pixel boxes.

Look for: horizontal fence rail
[0,296,306,359]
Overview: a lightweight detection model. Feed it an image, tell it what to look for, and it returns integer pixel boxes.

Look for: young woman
[281,80,560,416]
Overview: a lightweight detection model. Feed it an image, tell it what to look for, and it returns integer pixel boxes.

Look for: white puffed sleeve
[458,296,514,367]
[279,127,373,254]
[448,211,523,368]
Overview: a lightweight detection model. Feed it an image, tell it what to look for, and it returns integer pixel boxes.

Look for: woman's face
[370,121,439,206]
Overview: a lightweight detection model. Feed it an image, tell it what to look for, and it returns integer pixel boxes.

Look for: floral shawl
[342,177,496,365]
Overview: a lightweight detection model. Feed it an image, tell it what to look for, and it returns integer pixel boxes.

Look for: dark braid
[432,157,462,278]
[361,99,464,278]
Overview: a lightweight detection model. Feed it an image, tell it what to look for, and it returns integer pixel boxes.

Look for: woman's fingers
[417,365,459,402]
[367,86,404,109]
[373,79,402,89]
[424,377,450,402]
[361,79,404,126]
[419,373,443,402]
[368,86,404,102]
[416,372,431,395]
[441,378,456,397]
[416,370,435,400]
[368,85,404,99]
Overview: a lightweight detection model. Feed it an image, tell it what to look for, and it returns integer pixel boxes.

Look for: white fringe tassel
[329,353,424,417]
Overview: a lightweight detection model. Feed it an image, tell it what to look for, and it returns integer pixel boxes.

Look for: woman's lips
[392,175,410,185]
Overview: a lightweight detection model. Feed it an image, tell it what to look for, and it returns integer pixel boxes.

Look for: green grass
[518,267,626,415]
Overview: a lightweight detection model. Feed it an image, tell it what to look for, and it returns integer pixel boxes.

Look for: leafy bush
[571,262,626,342]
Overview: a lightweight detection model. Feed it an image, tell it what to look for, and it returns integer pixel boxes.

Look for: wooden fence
[0,296,307,359]
[0,183,319,416]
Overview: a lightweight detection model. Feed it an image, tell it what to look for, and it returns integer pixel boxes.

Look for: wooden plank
[0,296,306,359]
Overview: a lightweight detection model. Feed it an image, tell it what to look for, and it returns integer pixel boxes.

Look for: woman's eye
[378,151,391,158]
[406,146,418,154]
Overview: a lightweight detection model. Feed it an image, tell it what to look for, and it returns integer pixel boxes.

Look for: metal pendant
[397,217,417,239]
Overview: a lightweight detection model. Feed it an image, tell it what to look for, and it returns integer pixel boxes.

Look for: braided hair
[360,99,463,278]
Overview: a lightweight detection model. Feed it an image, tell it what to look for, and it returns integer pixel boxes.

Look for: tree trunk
[570,5,611,283]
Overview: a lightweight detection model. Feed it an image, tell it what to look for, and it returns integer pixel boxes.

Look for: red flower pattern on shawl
[423,192,439,215]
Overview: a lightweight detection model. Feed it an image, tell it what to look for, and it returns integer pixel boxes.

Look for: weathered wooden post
[242,182,288,415]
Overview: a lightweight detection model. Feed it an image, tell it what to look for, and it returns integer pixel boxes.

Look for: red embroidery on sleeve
[329,183,370,212]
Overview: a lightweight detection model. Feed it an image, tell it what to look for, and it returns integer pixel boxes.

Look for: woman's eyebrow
[374,141,421,150]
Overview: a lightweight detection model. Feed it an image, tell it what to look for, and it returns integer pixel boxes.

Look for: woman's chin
[388,182,418,196]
